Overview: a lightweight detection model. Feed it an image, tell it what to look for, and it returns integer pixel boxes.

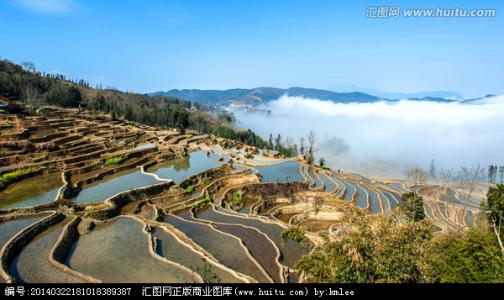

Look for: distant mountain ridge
[152,87,465,107]
[356,89,464,101]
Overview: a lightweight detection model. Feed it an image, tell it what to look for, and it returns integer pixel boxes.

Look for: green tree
[319,157,326,167]
[400,192,426,222]
[281,226,312,248]
[295,208,433,283]
[94,95,106,111]
[275,134,281,151]
[171,105,190,133]
[482,184,504,258]
[45,83,82,107]
[124,104,134,120]
[422,226,504,283]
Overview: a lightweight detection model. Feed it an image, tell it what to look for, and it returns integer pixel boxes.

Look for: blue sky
[1,0,503,97]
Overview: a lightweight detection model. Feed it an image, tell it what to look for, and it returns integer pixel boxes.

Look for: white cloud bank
[233,95,504,178]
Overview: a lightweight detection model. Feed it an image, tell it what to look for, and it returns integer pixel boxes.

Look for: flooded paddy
[195,207,308,268]
[388,182,409,193]
[9,219,83,283]
[466,210,475,226]
[212,223,281,282]
[308,168,323,189]
[362,186,382,214]
[67,217,194,283]
[319,173,337,193]
[382,191,399,209]
[165,213,268,282]
[207,152,221,161]
[255,161,304,184]
[153,227,242,283]
[72,169,161,204]
[349,182,368,209]
[0,214,48,249]
[148,150,221,183]
[379,194,390,211]
[340,179,356,202]
[0,174,62,209]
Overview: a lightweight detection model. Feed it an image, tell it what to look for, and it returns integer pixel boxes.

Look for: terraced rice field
[0,174,62,209]
[319,173,337,193]
[0,105,486,283]
[194,206,309,269]
[152,227,243,283]
[67,217,195,283]
[165,213,269,282]
[0,214,49,249]
[362,186,382,214]
[350,182,369,209]
[72,169,162,204]
[10,218,83,283]
[147,150,222,183]
[255,161,305,183]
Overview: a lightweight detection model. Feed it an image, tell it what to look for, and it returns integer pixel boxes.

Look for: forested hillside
[0,59,268,148]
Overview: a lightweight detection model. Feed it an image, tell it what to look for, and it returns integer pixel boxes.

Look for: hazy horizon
[233,94,504,178]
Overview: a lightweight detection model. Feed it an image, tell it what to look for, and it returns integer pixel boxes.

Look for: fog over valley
[232,95,504,178]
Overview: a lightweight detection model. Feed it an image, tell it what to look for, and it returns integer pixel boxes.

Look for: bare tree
[21,61,36,72]
[299,137,306,158]
[284,136,294,149]
[405,166,429,219]
[307,131,316,165]
[456,164,484,204]
[429,159,437,180]
[482,185,504,259]
[489,210,504,259]
[406,166,429,187]
[500,166,504,184]
[439,168,455,192]
[456,164,484,232]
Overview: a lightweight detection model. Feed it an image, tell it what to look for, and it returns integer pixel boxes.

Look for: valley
[0,101,485,283]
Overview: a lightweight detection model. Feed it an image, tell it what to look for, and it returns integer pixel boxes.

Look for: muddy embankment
[48,217,101,283]
[83,182,174,220]
[222,182,309,213]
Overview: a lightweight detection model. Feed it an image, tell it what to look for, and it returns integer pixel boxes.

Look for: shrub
[400,192,425,221]
[232,192,243,203]
[422,226,504,283]
[184,185,194,194]
[281,226,312,248]
[0,167,38,183]
[192,195,212,209]
[104,156,126,165]
[295,208,433,283]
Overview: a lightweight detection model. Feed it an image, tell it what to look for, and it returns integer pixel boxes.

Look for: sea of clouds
[232,95,504,179]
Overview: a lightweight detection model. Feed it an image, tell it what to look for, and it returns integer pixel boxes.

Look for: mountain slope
[153,87,384,107]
